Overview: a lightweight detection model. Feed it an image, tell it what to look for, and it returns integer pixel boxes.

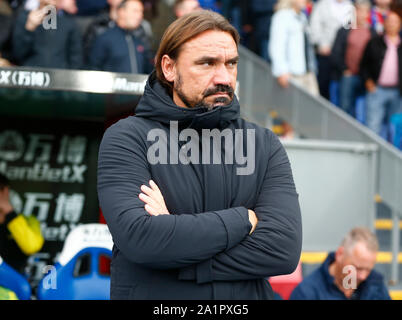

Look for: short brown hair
[155,10,240,93]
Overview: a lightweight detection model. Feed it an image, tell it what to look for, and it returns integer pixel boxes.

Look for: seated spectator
[309,0,354,100]
[88,0,154,74]
[331,0,376,117]
[174,0,200,18]
[360,11,402,138]
[12,0,83,69]
[370,0,392,34]
[290,227,390,300]
[0,0,13,66]
[269,0,318,96]
[0,174,44,275]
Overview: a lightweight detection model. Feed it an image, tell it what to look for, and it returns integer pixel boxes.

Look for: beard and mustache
[174,73,235,110]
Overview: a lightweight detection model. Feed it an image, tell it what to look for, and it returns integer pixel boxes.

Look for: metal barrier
[282,139,378,252]
[238,46,402,284]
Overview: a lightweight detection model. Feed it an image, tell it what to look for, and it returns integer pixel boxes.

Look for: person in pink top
[360,11,402,138]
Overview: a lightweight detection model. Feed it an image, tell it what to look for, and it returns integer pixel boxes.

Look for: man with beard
[97,10,302,300]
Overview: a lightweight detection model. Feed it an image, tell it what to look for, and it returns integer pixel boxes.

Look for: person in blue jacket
[88,0,154,74]
[97,10,302,300]
[290,227,391,300]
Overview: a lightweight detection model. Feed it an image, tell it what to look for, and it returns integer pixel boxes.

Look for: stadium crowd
[0,0,402,143]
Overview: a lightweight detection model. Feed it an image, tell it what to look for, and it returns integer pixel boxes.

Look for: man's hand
[0,187,13,225]
[139,180,170,216]
[365,79,376,93]
[25,8,48,32]
[248,209,258,235]
[138,181,258,235]
[277,73,290,88]
[318,46,331,56]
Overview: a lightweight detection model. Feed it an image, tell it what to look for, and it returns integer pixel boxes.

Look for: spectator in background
[331,0,375,118]
[12,0,83,69]
[221,0,253,47]
[83,0,123,63]
[360,11,402,138]
[84,0,154,63]
[290,227,390,300]
[309,0,354,99]
[174,0,200,18]
[370,0,392,34]
[269,0,318,96]
[0,174,44,275]
[0,0,13,66]
[250,0,277,62]
[88,0,154,74]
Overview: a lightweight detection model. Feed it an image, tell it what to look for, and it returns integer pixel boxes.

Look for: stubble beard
[174,73,234,110]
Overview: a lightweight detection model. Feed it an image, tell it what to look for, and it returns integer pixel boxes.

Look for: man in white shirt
[269,0,318,95]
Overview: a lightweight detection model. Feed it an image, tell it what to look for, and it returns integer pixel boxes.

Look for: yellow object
[375,219,402,230]
[390,291,402,300]
[300,251,402,264]
[7,215,44,256]
[374,194,383,203]
[0,286,18,300]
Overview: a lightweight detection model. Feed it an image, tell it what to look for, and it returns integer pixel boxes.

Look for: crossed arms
[97,120,302,283]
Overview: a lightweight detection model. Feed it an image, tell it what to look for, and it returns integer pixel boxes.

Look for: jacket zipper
[125,34,138,73]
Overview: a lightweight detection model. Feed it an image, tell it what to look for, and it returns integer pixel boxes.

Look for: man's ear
[161,54,176,83]
[335,246,345,263]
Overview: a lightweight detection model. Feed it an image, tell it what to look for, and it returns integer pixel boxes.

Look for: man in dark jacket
[97,10,302,300]
[12,0,83,69]
[88,0,154,74]
[290,227,390,300]
[331,0,375,118]
[360,11,402,137]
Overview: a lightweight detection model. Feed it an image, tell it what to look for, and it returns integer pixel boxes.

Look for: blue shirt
[290,252,391,300]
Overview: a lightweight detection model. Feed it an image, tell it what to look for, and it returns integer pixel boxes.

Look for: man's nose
[212,63,232,86]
